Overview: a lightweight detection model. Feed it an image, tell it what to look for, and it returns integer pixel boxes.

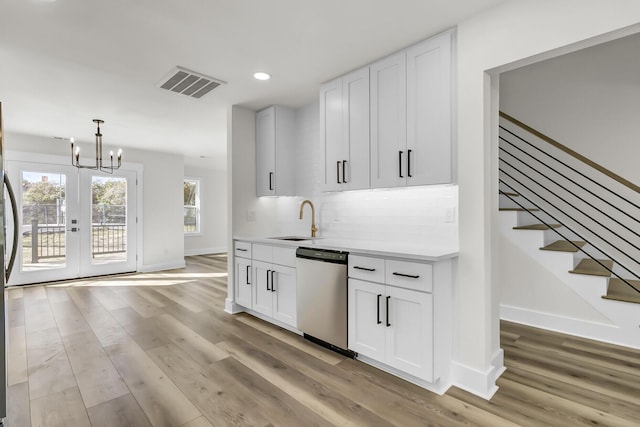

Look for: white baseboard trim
[500,304,622,344]
[451,361,499,400]
[141,260,186,273]
[184,246,227,256]
[225,298,245,314]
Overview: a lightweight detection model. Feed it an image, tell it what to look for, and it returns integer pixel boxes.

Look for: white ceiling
[0,0,506,163]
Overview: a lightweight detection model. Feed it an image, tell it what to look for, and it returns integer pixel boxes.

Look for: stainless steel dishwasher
[296,247,354,357]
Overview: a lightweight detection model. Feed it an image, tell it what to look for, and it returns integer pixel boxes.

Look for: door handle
[407,149,412,178]
[386,296,391,327]
[376,294,382,325]
[398,151,403,178]
[342,160,347,183]
[246,265,250,284]
[67,227,78,233]
[266,269,271,291]
[336,161,341,184]
[270,270,276,292]
[4,174,18,281]
[269,172,274,191]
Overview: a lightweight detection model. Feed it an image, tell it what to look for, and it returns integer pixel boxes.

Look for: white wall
[184,159,227,255]
[5,131,185,272]
[456,0,640,398]
[500,33,640,185]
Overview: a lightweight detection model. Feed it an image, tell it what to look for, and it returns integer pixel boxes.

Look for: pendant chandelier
[70,119,122,174]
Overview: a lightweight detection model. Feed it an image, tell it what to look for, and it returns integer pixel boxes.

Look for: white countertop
[234,235,458,262]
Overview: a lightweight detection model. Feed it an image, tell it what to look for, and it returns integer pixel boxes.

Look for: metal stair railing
[499,111,640,296]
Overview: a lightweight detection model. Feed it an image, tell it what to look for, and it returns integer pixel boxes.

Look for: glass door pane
[6,161,79,286]
[79,169,137,278]
[21,171,67,271]
[91,176,127,265]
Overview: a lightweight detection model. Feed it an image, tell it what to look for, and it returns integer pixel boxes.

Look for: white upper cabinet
[406,31,453,186]
[370,51,407,189]
[371,30,453,188]
[256,105,296,197]
[320,67,370,191]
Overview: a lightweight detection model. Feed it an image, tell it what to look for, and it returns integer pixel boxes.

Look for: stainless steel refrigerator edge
[1,101,7,420]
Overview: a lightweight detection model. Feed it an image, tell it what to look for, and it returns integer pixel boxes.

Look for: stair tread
[513,224,561,231]
[569,259,613,277]
[603,278,640,304]
[499,207,539,211]
[540,240,586,252]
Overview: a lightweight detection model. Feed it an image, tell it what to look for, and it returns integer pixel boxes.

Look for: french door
[6,161,137,285]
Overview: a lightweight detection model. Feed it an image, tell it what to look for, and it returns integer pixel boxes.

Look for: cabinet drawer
[273,246,296,267]
[234,241,252,258]
[252,244,272,262]
[385,259,432,292]
[349,255,385,283]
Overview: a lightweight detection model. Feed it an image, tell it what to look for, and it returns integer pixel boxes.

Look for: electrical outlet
[444,207,456,223]
[247,210,256,221]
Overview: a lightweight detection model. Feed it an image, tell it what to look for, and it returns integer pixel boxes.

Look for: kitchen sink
[268,236,313,241]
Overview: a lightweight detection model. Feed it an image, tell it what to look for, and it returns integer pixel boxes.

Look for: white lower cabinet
[252,260,297,327]
[348,254,438,383]
[234,256,252,308]
[349,278,434,381]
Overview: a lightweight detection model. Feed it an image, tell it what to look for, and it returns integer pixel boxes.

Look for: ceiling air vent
[158,66,225,99]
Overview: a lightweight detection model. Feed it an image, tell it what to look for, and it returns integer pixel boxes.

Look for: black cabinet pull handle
[377,294,382,325]
[386,296,391,327]
[266,269,271,291]
[336,161,341,184]
[246,265,250,284]
[398,151,404,178]
[269,172,274,191]
[342,160,347,183]
[270,270,276,292]
[392,272,420,279]
[407,149,412,178]
[237,248,247,252]
[354,266,375,272]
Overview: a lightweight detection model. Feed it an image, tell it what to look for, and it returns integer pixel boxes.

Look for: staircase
[498,112,640,349]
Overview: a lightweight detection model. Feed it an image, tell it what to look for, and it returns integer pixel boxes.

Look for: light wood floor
[5,254,640,426]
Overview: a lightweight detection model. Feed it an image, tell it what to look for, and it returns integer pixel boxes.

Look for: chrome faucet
[299,199,318,238]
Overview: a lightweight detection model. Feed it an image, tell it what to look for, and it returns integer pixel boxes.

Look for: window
[184,178,200,234]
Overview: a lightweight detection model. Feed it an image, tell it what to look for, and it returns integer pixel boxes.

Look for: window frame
[183,177,201,235]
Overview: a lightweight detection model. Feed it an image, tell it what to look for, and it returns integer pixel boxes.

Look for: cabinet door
[234,257,252,308]
[320,78,344,191]
[406,31,452,185]
[256,106,276,196]
[253,261,273,317]
[348,279,386,362]
[271,265,297,327]
[370,51,407,189]
[342,67,370,191]
[385,286,433,381]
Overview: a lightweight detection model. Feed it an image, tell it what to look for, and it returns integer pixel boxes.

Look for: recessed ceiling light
[253,72,271,81]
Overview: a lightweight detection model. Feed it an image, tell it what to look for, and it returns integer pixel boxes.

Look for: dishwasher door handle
[376,294,382,324]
